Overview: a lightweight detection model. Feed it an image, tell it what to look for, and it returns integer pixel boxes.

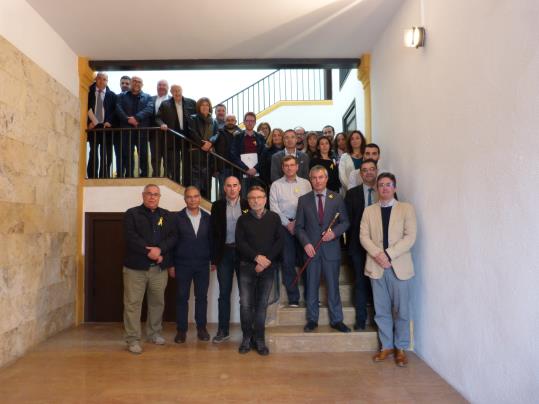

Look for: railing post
[324,69,333,100]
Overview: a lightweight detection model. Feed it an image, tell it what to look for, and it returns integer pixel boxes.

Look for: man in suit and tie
[360,172,417,367]
[210,176,249,343]
[345,159,378,330]
[155,84,196,182]
[116,76,154,178]
[149,80,170,177]
[86,72,116,178]
[270,129,310,182]
[170,186,212,343]
[295,165,351,333]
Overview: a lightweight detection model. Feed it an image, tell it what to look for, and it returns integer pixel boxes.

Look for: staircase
[218,68,332,124]
[266,254,379,353]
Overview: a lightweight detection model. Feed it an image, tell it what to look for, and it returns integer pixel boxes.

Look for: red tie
[317,194,324,225]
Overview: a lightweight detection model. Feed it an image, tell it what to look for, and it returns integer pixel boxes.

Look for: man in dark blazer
[229,112,266,196]
[123,184,177,354]
[210,176,249,343]
[149,80,169,177]
[345,159,378,330]
[170,186,212,343]
[295,165,351,333]
[270,129,310,182]
[87,72,116,178]
[156,84,196,183]
[115,76,154,178]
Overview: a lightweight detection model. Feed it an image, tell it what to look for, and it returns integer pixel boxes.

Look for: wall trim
[357,54,372,142]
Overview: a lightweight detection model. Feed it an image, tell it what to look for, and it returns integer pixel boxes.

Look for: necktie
[96,89,104,123]
[368,188,374,206]
[317,194,324,225]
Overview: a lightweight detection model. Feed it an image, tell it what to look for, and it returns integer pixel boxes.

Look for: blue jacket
[173,208,212,265]
[229,130,266,172]
[116,91,154,128]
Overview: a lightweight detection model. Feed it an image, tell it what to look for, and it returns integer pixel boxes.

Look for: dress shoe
[238,337,251,354]
[254,340,269,356]
[395,349,408,367]
[330,322,351,333]
[174,330,186,344]
[212,329,230,344]
[372,348,394,362]
[127,342,142,354]
[353,322,366,331]
[197,326,210,341]
[303,321,318,332]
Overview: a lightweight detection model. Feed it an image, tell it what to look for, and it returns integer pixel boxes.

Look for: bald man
[155,84,196,182]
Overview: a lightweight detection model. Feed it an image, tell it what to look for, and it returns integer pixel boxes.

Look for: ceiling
[27,0,403,63]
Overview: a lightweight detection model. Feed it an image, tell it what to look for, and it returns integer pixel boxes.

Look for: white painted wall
[83,185,240,324]
[257,69,365,133]
[371,0,539,403]
[0,0,78,95]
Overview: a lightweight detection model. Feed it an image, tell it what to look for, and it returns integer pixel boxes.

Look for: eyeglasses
[247,196,266,200]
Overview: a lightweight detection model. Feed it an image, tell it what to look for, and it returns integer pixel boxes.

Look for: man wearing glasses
[235,186,283,355]
[122,184,177,354]
[360,173,417,367]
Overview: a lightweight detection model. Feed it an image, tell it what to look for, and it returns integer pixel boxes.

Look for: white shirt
[285,148,298,157]
[379,198,396,208]
[154,95,168,114]
[270,176,312,226]
[186,209,201,235]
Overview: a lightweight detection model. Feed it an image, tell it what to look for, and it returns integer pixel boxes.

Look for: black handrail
[84,126,268,201]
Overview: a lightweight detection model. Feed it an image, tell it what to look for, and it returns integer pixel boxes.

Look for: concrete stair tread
[268,324,376,336]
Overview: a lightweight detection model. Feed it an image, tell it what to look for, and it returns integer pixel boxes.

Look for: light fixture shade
[404,26,426,48]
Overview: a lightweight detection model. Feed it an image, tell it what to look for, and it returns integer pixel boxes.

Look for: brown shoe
[372,348,394,362]
[197,326,210,341]
[395,349,408,367]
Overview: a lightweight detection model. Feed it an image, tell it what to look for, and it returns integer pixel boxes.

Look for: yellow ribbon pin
[157,217,164,226]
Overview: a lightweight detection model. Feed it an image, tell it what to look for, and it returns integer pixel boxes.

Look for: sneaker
[212,329,230,344]
[127,342,142,354]
[148,335,166,345]
[288,302,300,308]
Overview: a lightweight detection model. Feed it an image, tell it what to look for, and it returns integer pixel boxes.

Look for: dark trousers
[87,126,113,178]
[238,263,275,341]
[120,130,148,177]
[175,262,209,332]
[306,257,343,324]
[149,130,166,177]
[350,252,372,327]
[216,246,239,333]
[281,228,301,303]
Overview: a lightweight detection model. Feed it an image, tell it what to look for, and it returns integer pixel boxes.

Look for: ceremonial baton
[292,212,340,286]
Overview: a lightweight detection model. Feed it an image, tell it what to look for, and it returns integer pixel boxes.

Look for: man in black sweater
[235,186,283,355]
[123,184,177,354]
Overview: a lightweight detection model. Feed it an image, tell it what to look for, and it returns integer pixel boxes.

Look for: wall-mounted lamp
[404,26,426,48]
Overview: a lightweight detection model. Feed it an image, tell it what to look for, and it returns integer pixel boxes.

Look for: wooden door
[85,212,176,322]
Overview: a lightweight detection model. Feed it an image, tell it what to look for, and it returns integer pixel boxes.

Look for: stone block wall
[0,36,80,367]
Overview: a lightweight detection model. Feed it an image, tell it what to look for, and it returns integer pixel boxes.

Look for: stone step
[267,325,379,353]
[275,304,368,326]
[279,283,353,305]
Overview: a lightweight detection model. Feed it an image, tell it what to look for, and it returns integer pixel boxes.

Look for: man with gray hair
[123,184,177,354]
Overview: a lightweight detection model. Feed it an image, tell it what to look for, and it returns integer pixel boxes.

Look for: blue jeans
[371,268,411,350]
[238,262,275,341]
[175,262,209,332]
[216,247,239,333]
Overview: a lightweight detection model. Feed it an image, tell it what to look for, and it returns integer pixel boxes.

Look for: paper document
[240,153,258,169]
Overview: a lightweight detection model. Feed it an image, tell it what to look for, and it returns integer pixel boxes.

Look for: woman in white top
[338,130,366,191]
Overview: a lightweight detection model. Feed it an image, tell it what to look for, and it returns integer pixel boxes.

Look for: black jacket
[155,97,196,134]
[213,125,239,171]
[87,84,116,142]
[123,205,177,270]
[189,113,219,147]
[344,185,367,256]
[210,198,250,265]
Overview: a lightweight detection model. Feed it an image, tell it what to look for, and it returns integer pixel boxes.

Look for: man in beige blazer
[360,173,417,367]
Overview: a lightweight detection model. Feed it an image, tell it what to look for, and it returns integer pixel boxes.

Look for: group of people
[104,72,417,366]
[124,158,416,367]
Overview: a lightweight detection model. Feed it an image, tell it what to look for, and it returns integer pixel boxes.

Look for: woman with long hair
[257,122,272,139]
[333,132,347,164]
[260,128,284,185]
[310,136,341,192]
[338,130,365,191]
[305,131,319,160]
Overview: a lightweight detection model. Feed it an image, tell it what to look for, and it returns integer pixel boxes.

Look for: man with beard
[213,114,240,195]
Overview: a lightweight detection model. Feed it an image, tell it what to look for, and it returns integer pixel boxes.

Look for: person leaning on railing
[188,97,219,199]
